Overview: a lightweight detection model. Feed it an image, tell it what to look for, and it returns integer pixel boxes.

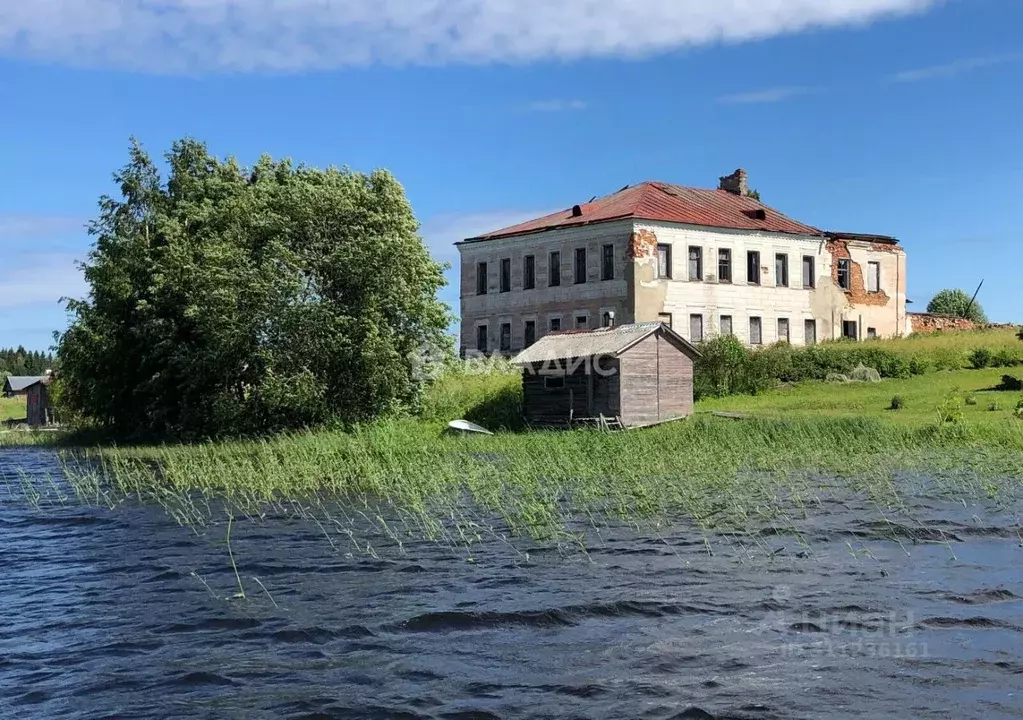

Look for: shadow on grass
[463,384,525,432]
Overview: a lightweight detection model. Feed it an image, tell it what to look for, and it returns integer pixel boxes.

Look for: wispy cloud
[419,209,551,270]
[717,86,815,105]
[0,215,86,241]
[0,252,87,310]
[890,53,1021,83]
[523,99,588,113]
[0,0,943,73]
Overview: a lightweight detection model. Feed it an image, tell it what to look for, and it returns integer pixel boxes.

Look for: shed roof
[512,323,701,365]
[461,181,824,243]
[3,376,50,393]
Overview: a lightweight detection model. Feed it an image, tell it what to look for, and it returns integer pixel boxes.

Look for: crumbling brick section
[628,229,658,259]
[826,239,890,307]
[910,313,976,334]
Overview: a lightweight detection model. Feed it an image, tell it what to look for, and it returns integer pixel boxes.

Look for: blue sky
[1,0,1020,351]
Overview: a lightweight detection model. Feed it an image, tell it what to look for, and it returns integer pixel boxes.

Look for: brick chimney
[719,168,749,197]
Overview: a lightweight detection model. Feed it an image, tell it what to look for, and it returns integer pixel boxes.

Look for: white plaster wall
[843,241,908,340]
[634,221,828,346]
[457,220,632,353]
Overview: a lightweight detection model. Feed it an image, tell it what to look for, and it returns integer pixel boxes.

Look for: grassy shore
[1,396,25,423]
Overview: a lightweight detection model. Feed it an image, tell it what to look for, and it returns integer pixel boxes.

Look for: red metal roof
[464,181,824,241]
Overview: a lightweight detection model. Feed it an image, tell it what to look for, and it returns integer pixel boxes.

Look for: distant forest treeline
[0,347,57,378]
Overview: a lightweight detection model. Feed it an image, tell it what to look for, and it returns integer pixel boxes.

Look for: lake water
[2,447,1022,719]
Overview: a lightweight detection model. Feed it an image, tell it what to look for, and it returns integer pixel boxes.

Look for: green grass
[0,396,25,423]
[697,367,1023,426]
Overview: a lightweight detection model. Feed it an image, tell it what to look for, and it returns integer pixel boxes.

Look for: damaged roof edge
[826,230,901,245]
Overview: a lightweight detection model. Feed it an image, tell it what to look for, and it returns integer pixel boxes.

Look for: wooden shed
[512,322,701,429]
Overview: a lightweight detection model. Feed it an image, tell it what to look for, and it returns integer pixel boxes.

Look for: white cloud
[419,209,552,270]
[890,53,1021,82]
[717,86,815,105]
[0,215,87,241]
[524,99,588,112]
[0,0,943,72]
[0,253,87,309]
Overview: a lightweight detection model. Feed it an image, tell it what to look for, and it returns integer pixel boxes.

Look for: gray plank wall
[657,334,694,420]
[618,335,660,427]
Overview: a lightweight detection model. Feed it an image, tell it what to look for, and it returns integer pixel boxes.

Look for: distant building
[512,322,700,429]
[458,170,907,356]
[3,375,54,426]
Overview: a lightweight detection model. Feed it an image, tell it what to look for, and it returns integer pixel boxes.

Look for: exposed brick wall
[826,239,890,308]
[628,229,658,259]
[909,313,976,334]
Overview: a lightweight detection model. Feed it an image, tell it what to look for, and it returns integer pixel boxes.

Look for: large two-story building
[457,170,907,356]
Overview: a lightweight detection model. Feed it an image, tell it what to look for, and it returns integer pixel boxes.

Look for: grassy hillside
[1,396,25,423]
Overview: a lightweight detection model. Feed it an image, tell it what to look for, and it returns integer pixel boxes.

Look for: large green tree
[58,138,450,439]
[926,288,988,324]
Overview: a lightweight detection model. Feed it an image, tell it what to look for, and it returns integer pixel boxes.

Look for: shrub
[694,335,751,400]
[988,401,1001,412]
[826,373,851,384]
[849,364,882,383]
[964,393,979,406]
[1015,400,1023,420]
[969,348,993,369]
[996,375,1023,392]
[889,395,905,411]
[936,393,965,425]
[991,349,1023,368]
[908,357,931,376]
[930,347,966,371]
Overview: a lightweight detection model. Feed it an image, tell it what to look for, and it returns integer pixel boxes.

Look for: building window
[549,251,561,287]
[524,320,536,348]
[500,323,511,352]
[690,314,704,343]
[778,318,790,343]
[544,375,566,390]
[549,317,562,332]
[747,251,761,285]
[658,313,673,329]
[689,246,703,281]
[601,244,615,281]
[476,262,488,295]
[574,248,587,284]
[657,244,672,279]
[805,319,817,345]
[837,259,851,290]
[867,327,878,339]
[867,261,881,293]
[749,316,763,345]
[500,258,511,293]
[802,256,816,289]
[602,312,613,328]
[842,320,858,340]
[718,249,732,283]
[523,255,535,290]
[476,324,488,354]
[775,254,789,287]
[720,315,733,336]
[575,314,588,329]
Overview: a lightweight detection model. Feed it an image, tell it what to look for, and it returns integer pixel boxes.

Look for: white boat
[446,419,494,436]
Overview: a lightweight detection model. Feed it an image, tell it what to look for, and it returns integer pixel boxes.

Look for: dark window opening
[657,244,672,279]
[775,254,789,287]
[778,318,790,343]
[575,314,588,329]
[842,320,858,340]
[549,317,562,332]
[602,312,613,328]
[476,262,488,295]
[718,249,732,283]
[689,246,703,281]
[747,252,761,285]
[523,255,535,290]
[867,327,877,339]
[476,325,488,354]
[499,258,511,293]
[837,259,852,290]
[805,319,817,345]
[544,375,566,390]
[499,323,511,352]
[524,320,536,348]
[749,316,763,345]
[601,244,615,281]
[549,251,561,287]
[802,256,816,289]
[574,248,587,284]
